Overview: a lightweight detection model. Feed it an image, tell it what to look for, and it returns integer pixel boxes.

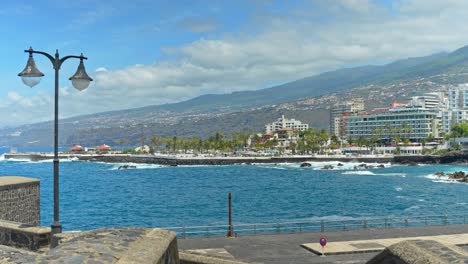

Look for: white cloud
[2,0,468,127]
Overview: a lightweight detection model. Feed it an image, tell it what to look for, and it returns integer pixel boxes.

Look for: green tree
[449,122,468,138]
[138,136,146,147]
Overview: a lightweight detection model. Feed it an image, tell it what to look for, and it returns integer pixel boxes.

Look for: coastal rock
[300,163,312,168]
[321,165,334,170]
[337,163,344,167]
[377,164,385,168]
[435,171,468,183]
[118,165,137,170]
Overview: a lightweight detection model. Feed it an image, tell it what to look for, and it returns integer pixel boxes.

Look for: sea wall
[0,176,40,225]
[5,152,468,165]
[4,153,394,165]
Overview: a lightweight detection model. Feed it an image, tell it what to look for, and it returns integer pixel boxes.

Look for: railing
[162,213,468,239]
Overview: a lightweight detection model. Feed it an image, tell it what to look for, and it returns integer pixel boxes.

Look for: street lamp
[18,47,93,238]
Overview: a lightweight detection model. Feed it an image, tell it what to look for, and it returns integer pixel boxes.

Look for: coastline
[3,152,468,165]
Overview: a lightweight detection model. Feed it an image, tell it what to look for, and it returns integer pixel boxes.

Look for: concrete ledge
[367,240,468,264]
[117,228,179,264]
[0,220,50,251]
[179,252,248,264]
[0,176,39,189]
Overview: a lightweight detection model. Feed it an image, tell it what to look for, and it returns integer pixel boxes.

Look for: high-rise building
[441,84,468,134]
[330,98,365,139]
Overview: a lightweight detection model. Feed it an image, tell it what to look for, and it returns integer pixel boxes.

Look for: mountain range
[2,45,468,147]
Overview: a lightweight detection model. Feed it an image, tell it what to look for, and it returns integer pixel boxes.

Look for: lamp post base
[50,222,62,248]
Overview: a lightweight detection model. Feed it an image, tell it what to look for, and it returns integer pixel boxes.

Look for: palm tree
[150,135,160,152]
[138,136,146,147]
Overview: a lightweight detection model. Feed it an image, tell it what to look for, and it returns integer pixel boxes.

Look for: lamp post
[18,47,93,238]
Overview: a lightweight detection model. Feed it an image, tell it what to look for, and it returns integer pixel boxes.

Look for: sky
[1,0,468,127]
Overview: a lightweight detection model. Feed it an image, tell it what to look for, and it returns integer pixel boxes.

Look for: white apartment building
[441,84,468,134]
[409,92,447,110]
[265,115,309,133]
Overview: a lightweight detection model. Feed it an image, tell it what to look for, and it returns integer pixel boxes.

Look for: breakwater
[4,152,468,165]
[4,153,396,165]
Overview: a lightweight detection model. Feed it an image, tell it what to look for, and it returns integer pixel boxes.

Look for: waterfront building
[346,106,439,142]
[330,98,365,140]
[441,84,468,134]
[97,144,112,153]
[409,92,447,110]
[70,144,85,153]
[265,115,309,133]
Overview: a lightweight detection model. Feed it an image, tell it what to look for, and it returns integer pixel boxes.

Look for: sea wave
[342,170,375,175]
[256,161,392,171]
[341,171,406,177]
[404,205,420,212]
[424,173,466,184]
[107,163,166,170]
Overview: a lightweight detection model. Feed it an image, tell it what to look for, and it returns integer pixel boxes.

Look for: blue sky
[1,0,468,127]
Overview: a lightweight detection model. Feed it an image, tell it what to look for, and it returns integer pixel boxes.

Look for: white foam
[395,187,403,191]
[341,171,406,177]
[256,161,392,171]
[342,170,375,175]
[404,205,420,212]
[108,163,166,170]
[424,173,466,184]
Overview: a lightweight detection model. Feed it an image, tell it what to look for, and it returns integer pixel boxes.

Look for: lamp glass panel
[71,79,90,91]
[21,76,41,87]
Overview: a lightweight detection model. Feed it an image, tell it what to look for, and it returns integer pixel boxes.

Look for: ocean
[0,147,467,231]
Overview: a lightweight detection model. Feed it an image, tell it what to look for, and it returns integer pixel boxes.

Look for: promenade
[178,224,468,264]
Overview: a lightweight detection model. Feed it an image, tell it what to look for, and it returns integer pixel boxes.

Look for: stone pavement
[178,224,468,264]
[302,233,468,255]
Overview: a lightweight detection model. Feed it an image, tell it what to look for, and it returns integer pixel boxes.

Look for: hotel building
[265,115,309,133]
[346,106,439,142]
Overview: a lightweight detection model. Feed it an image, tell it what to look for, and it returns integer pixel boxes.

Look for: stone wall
[0,220,50,251]
[0,176,40,226]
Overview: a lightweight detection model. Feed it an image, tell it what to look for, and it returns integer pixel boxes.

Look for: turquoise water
[0,148,467,231]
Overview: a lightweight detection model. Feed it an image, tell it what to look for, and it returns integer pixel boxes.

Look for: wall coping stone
[0,176,39,190]
[0,220,50,235]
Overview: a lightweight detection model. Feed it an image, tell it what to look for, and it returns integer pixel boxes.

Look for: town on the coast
[47,83,468,157]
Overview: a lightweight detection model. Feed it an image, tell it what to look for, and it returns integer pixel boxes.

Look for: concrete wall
[0,176,40,226]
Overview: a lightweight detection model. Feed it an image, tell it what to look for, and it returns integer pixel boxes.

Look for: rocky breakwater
[394,152,468,165]
[434,171,468,183]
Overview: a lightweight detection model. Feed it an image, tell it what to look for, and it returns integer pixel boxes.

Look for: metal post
[227,192,233,237]
[51,51,62,241]
[320,220,325,232]
[182,227,186,239]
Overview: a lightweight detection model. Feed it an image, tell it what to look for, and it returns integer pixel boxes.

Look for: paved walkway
[177,224,468,264]
[302,233,468,255]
